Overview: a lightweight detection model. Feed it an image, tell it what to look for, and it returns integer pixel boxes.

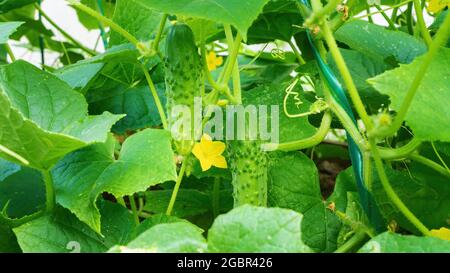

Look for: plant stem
[212,178,221,218]
[370,12,450,139]
[334,231,368,253]
[288,40,306,65]
[0,144,29,165]
[152,14,168,53]
[406,2,414,35]
[375,5,396,30]
[68,0,139,46]
[166,158,188,216]
[218,31,242,87]
[431,142,449,171]
[42,170,55,212]
[305,0,340,26]
[321,19,373,132]
[264,111,332,152]
[409,154,450,178]
[5,44,16,62]
[128,195,140,226]
[141,63,168,129]
[34,3,97,56]
[413,0,433,46]
[378,137,421,159]
[368,138,430,236]
[223,24,242,103]
[200,38,226,92]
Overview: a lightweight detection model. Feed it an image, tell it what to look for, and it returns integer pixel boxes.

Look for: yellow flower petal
[430,227,450,241]
[192,133,228,172]
[206,51,223,71]
[428,0,450,13]
[212,155,228,169]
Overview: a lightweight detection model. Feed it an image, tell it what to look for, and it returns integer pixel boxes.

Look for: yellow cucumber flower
[428,0,450,13]
[192,134,227,171]
[430,227,450,241]
[206,51,223,71]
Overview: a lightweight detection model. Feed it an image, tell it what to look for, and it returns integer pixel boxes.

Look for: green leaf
[0,22,24,44]
[87,82,166,134]
[358,232,450,253]
[133,0,271,40]
[0,224,21,252]
[136,214,188,237]
[368,48,450,141]
[75,0,115,30]
[242,83,316,143]
[13,202,135,253]
[52,129,177,233]
[144,189,211,218]
[335,20,427,64]
[247,0,303,44]
[54,63,104,93]
[0,165,45,219]
[207,205,312,253]
[109,222,207,253]
[110,0,163,46]
[0,0,37,13]
[267,152,340,252]
[0,61,124,169]
[328,49,390,113]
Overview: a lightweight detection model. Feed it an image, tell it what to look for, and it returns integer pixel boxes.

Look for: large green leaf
[0,61,124,169]
[75,0,115,30]
[0,0,37,13]
[328,49,389,113]
[133,0,271,40]
[109,222,207,253]
[52,129,177,233]
[13,202,135,253]
[54,63,104,93]
[135,214,188,237]
[242,83,317,143]
[368,48,450,142]
[0,164,45,219]
[207,205,312,253]
[268,152,340,252]
[87,82,166,134]
[0,22,24,43]
[358,232,450,253]
[110,0,163,46]
[335,20,427,64]
[0,224,20,252]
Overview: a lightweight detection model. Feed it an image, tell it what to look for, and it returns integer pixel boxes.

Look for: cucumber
[165,23,203,155]
[227,140,268,207]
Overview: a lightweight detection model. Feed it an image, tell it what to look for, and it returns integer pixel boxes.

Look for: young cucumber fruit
[165,23,203,155]
[227,140,268,207]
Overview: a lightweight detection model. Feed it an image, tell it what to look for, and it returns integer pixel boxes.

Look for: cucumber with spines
[164,23,203,155]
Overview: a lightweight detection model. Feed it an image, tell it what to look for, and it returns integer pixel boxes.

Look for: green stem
[218,31,242,87]
[375,5,397,30]
[409,154,450,178]
[431,142,450,171]
[288,40,306,65]
[5,43,15,62]
[305,0,340,26]
[141,64,168,129]
[223,24,242,103]
[264,111,332,152]
[128,195,140,226]
[34,3,97,56]
[406,2,414,35]
[370,12,450,139]
[367,7,373,23]
[369,138,430,236]
[413,0,433,46]
[321,19,374,132]
[200,38,226,92]
[152,14,168,53]
[68,0,140,46]
[334,231,368,253]
[0,144,29,165]
[42,170,55,212]
[212,178,220,218]
[378,137,422,160]
[166,158,188,216]
[391,7,399,22]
